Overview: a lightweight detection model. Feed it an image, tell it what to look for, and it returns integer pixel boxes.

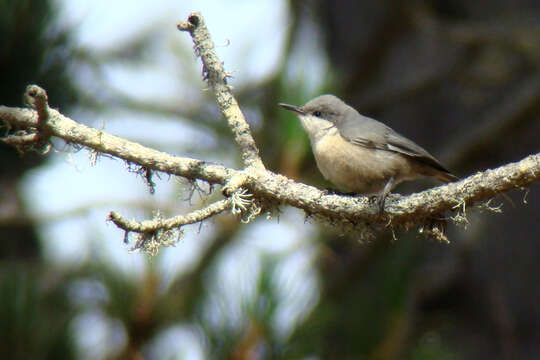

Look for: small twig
[24,85,52,145]
[2,85,52,153]
[25,85,50,129]
[108,198,232,233]
[2,132,40,146]
[177,12,265,170]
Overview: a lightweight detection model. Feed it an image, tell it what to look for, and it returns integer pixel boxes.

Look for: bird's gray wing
[384,132,451,173]
[338,113,389,150]
[338,114,452,174]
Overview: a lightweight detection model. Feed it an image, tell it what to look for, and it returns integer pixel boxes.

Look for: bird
[279,94,459,212]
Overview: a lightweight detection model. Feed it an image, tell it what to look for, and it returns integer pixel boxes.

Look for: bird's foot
[374,176,396,215]
[367,194,385,214]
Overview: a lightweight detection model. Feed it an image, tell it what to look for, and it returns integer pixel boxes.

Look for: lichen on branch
[1,12,539,253]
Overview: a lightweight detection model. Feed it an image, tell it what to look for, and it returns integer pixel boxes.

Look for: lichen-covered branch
[242,153,539,225]
[177,12,265,170]
[25,84,50,131]
[1,12,539,252]
[1,98,538,229]
[0,102,232,186]
[3,85,52,153]
[108,198,232,232]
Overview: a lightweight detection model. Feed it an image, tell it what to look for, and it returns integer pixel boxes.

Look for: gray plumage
[279,94,458,210]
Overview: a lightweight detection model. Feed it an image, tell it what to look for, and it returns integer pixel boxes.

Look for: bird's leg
[376,176,395,214]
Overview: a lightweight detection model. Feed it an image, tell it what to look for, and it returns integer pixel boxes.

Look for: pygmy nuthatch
[279,95,458,211]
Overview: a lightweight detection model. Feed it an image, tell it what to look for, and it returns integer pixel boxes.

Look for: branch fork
[1,13,539,254]
[2,85,52,154]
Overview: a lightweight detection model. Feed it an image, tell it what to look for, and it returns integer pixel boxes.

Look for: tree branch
[108,198,232,232]
[1,12,539,252]
[26,85,50,128]
[177,12,265,170]
[0,103,233,185]
[1,100,537,222]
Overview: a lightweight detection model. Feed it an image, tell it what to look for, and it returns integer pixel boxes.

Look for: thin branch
[0,199,183,226]
[25,84,50,128]
[177,12,265,170]
[2,132,40,147]
[108,198,232,232]
[3,85,53,153]
[0,103,232,185]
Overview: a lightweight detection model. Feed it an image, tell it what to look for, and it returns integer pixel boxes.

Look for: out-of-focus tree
[0,0,78,358]
[0,1,539,359]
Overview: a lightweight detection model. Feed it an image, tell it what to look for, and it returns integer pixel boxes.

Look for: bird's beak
[278,103,305,115]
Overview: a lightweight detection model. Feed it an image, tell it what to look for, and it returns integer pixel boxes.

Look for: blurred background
[1,0,539,359]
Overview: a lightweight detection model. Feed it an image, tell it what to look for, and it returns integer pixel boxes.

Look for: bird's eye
[312,111,322,117]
